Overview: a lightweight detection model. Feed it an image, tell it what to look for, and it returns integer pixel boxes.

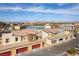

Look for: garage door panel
[17,47,28,54]
[32,43,40,49]
[0,51,11,56]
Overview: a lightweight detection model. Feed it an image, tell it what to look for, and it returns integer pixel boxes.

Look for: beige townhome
[41,28,74,47]
[0,29,43,56]
[44,23,51,29]
[74,23,79,34]
[61,24,75,31]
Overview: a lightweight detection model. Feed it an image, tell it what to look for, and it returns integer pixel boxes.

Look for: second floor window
[32,36,35,41]
[15,37,18,41]
[32,35,38,41]
[6,38,9,43]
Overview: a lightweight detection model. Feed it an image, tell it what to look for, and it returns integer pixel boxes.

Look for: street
[17,37,79,56]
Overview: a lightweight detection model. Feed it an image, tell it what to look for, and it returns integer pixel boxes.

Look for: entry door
[0,51,11,56]
[16,47,28,54]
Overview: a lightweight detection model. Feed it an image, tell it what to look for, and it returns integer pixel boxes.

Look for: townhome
[44,23,51,29]
[61,24,75,31]
[0,29,43,56]
[41,28,74,47]
[14,25,21,30]
[74,23,79,34]
[61,24,76,37]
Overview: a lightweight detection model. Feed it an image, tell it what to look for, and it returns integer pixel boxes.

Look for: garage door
[0,51,11,56]
[32,43,40,49]
[16,47,28,54]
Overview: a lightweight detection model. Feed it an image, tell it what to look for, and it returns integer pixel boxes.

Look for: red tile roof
[43,28,60,33]
[12,29,39,36]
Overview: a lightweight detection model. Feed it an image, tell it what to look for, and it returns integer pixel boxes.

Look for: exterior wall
[27,34,38,42]
[77,31,79,33]
[28,35,34,42]
[56,39,59,43]
[2,33,21,45]
[46,39,51,45]
[49,33,57,38]
[75,26,79,33]
[14,26,20,30]
[62,37,65,41]
[41,31,49,39]
[22,36,28,43]
[75,25,79,33]
[44,24,51,29]
[11,48,16,56]
[45,26,51,29]
[65,26,75,31]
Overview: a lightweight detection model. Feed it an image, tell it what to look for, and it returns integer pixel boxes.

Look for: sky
[0,3,79,22]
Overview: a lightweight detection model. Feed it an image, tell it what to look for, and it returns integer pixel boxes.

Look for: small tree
[68,48,77,55]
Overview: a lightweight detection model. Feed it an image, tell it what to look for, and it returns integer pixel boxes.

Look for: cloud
[58,3,65,6]
[0,7,22,11]
[0,4,79,15]
[23,5,79,15]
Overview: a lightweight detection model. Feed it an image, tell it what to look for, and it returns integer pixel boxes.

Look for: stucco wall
[41,31,49,39]
[2,33,21,45]
[46,39,51,45]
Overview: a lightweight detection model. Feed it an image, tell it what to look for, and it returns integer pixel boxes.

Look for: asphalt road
[17,37,79,56]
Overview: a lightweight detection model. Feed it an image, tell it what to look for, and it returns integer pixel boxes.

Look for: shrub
[68,48,77,55]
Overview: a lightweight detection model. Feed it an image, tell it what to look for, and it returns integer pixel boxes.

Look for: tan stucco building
[0,29,43,56]
[41,28,75,47]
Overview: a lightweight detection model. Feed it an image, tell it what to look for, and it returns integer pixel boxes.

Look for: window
[59,38,63,41]
[32,35,37,41]
[15,37,18,41]
[51,40,57,44]
[32,36,35,41]
[6,38,9,43]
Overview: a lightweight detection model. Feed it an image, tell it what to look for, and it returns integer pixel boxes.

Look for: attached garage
[32,43,41,49]
[16,47,28,54]
[0,51,11,56]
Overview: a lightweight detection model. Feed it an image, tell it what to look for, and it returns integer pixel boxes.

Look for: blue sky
[0,3,79,22]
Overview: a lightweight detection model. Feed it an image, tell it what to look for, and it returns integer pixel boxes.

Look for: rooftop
[12,29,39,36]
[43,28,60,34]
[62,24,75,26]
